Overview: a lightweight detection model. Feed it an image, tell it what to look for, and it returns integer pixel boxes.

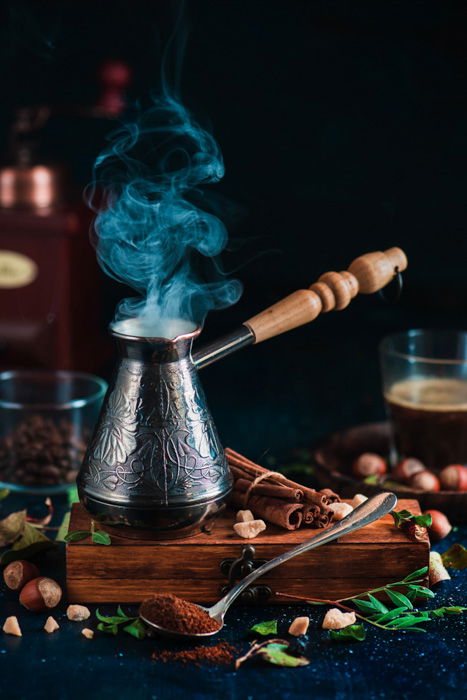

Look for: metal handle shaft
[209,491,397,619]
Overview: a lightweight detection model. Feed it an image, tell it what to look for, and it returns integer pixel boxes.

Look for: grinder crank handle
[193,246,407,369]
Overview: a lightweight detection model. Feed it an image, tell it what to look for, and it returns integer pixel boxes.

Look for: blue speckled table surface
[0,490,465,700]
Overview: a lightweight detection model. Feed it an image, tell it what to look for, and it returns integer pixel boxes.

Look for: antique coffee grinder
[0,62,131,371]
[78,247,407,538]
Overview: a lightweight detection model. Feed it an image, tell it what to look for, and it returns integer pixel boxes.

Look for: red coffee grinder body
[0,62,131,371]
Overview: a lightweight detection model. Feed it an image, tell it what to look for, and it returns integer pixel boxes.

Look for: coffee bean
[0,414,87,487]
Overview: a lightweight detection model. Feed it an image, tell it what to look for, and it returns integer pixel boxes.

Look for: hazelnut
[2,616,22,637]
[328,502,353,521]
[236,509,255,523]
[19,577,62,612]
[322,608,356,630]
[439,464,467,491]
[67,604,91,621]
[352,453,387,479]
[392,457,425,483]
[288,616,309,636]
[233,519,266,539]
[81,628,94,639]
[429,551,451,586]
[44,616,59,634]
[3,560,40,591]
[424,509,452,541]
[409,470,440,492]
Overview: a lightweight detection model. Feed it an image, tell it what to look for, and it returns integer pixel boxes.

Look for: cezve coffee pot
[77,247,407,537]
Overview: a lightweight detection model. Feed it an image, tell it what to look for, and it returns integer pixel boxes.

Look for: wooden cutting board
[66,499,429,604]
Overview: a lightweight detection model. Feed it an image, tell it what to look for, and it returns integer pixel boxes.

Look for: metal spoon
[139,491,397,639]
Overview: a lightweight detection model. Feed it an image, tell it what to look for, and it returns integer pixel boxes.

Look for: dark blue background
[1,5,466,696]
[0,492,466,700]
[1,0,467,456]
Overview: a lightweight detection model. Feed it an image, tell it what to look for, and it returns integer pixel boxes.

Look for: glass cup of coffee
[380,329,467,472]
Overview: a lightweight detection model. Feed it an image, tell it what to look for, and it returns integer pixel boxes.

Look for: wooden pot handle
[244,247,407,344]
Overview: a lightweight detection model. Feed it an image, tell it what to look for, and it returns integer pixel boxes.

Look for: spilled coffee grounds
[152,640,237,666]
[139,594,220,635]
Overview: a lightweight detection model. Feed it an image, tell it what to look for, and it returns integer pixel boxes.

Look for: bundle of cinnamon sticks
[226,448,341,531]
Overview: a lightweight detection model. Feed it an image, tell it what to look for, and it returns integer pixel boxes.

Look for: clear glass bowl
[0,370,107,495]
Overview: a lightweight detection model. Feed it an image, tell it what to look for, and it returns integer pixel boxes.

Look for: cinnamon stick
[229,490,304,530]
[320,488,341,504]
[302,503,320,524]
[234,477,304,502]
[226,448,326,505]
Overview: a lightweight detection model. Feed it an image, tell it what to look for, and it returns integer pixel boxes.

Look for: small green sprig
[96,606,146,639]
[64,519,111,546]
[391,510,432,529]
[277,566,467,634]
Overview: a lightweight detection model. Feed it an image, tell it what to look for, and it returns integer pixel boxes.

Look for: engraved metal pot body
[77,327,231,538]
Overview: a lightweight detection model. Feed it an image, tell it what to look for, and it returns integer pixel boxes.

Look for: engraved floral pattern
[81,351,229,502]
[90,386,139,467]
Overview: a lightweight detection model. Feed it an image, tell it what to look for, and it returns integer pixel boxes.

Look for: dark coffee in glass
[384,377,467,472]
[380,331,467,472]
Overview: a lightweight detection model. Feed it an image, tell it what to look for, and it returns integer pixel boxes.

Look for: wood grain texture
[244,247,407,342]
[245,289,322,343]
[66,499,429,603]
[67,577,424,604]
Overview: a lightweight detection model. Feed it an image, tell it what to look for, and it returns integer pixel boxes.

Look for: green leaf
[117,605,126,618]
[403,566,428,581]
[391,510,414,528]
[55,512,71,542]
[386,590,413,610]
[250,620,278,636]
[64,529,91,543]
[430,606,467,618]
[353,598,382,614]
[390,509,431,530]
[406,589,418,602]
[407,585,435,599]
[0,488,10,500]
[441,543,467,570]
[329,624,366,642]
[386,615,430,629]
[401,627,427,632]
[0,509,27,546]
[413,514,432,528]
[363,475,379,485]
[367,594,389,614]
[374,607,409,624]
[258,643,309,667]
[0,523,55,564]
[67,486,79,506]
[123,619,147,640]
[91,530,111,546]
[97,622,120,635]
[96,609,130,624]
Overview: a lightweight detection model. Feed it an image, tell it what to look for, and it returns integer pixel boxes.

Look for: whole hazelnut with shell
[409,470,441,492]
[392,457,425,483]
[19,577,62,612]
[352,453,387,479]
[3,560,40,591]
[423,509,452,542]
[439,464,467,491]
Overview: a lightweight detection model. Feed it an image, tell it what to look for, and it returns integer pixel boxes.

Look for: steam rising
[88,94,242,338]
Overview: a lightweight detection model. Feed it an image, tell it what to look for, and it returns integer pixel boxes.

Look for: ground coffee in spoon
[139,594,220,635]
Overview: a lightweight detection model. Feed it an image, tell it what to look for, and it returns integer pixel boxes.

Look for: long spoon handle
[209,491,397,619]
